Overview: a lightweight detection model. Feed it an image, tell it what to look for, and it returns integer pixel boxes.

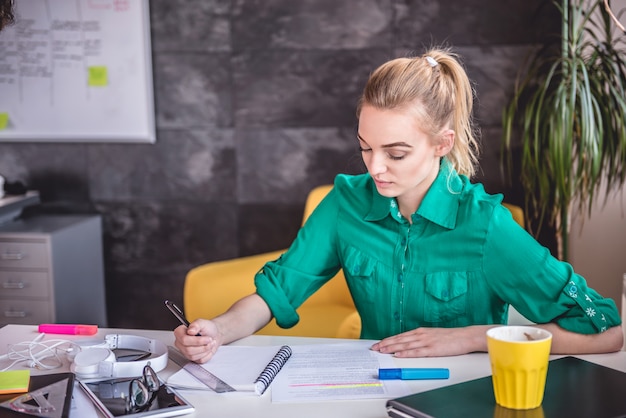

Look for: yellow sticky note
[0,370,30,394]
[0,112,8,130]
[88,66,108,87]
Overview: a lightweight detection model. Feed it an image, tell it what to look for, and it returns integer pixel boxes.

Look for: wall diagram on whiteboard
[0,0,155,143]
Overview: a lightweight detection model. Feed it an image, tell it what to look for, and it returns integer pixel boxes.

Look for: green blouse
[254,163,620,340]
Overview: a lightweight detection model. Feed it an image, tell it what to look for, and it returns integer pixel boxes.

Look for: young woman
[174,48,623,363]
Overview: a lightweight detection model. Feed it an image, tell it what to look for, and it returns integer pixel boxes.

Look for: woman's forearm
[212,293,273,345]
[537,323,624,354]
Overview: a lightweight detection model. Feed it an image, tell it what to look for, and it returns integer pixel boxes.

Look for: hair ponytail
[357,47,480,178]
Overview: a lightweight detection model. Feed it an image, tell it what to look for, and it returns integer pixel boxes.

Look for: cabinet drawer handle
[2,281,26,289]
[3,310,27,318]
[1,252,25,260]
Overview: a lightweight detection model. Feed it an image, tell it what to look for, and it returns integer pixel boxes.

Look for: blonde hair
[356,48,480,178]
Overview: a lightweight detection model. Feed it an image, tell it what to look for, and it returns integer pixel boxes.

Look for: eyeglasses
[126,364,160,413]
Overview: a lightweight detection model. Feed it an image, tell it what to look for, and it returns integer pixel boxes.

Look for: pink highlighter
[38,324,98,335]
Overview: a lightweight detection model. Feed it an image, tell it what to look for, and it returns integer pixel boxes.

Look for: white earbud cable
[0,333,80,372]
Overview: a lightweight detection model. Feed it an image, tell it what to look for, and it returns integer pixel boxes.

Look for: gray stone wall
[0,0,558,329]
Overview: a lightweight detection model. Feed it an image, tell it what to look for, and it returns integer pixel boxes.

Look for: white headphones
[70,334,168,380]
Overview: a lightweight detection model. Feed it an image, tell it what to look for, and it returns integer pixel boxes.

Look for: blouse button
[569,285,578,294]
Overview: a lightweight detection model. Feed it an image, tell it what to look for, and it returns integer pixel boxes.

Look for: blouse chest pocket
[423,272,469,324]
[342,246,378,304]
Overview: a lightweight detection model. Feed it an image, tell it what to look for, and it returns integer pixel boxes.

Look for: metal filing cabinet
[0,215,107,326]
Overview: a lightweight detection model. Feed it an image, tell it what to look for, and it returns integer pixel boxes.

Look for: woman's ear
[435,129,455,157]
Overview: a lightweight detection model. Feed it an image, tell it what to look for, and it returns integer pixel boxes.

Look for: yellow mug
[486,326,552,410]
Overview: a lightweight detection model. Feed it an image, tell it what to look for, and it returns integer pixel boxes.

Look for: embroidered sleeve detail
[563,280,609,333]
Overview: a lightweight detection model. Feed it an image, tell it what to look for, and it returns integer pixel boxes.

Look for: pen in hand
[164,300,201,336]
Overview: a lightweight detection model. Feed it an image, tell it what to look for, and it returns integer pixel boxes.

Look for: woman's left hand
[370,325,493,357]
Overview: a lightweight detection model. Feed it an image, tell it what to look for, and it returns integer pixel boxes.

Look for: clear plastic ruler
[0,377,70,418]
[167,346,236,393]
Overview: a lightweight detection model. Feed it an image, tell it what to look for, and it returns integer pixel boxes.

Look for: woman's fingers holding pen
[173,336,218,363]
[181,338,218,364]
[173,319,221,363]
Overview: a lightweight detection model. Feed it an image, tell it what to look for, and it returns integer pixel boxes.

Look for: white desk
[1,324,625,418]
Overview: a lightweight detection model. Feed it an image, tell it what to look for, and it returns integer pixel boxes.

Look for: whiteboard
[0,0,155,143]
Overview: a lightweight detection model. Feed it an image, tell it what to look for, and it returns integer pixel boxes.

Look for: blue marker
[378,368,450,380]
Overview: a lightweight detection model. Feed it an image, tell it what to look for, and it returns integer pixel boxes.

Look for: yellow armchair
[502,202,524,228]
[184,185,362,339]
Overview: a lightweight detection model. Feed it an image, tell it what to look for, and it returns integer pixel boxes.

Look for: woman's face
[357,104,452,203]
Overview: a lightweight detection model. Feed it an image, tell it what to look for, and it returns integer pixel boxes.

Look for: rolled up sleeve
[554,275,620,333]
[255,261,302,328]
[254,187,342,329]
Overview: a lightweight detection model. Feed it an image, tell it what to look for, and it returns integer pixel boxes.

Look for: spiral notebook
[167,345,292,396]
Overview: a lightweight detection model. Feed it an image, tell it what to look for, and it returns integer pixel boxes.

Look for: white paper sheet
[270,341,409,403]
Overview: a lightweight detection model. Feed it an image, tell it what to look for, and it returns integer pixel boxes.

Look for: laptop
[386,356,626,418]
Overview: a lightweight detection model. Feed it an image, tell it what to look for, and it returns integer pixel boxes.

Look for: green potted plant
[502,0,626,261]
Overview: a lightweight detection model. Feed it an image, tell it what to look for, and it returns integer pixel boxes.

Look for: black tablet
[78,376,194,418]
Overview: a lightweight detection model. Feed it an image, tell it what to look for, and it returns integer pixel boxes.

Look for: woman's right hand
[172,293,273,364]
[173,318,222,364]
